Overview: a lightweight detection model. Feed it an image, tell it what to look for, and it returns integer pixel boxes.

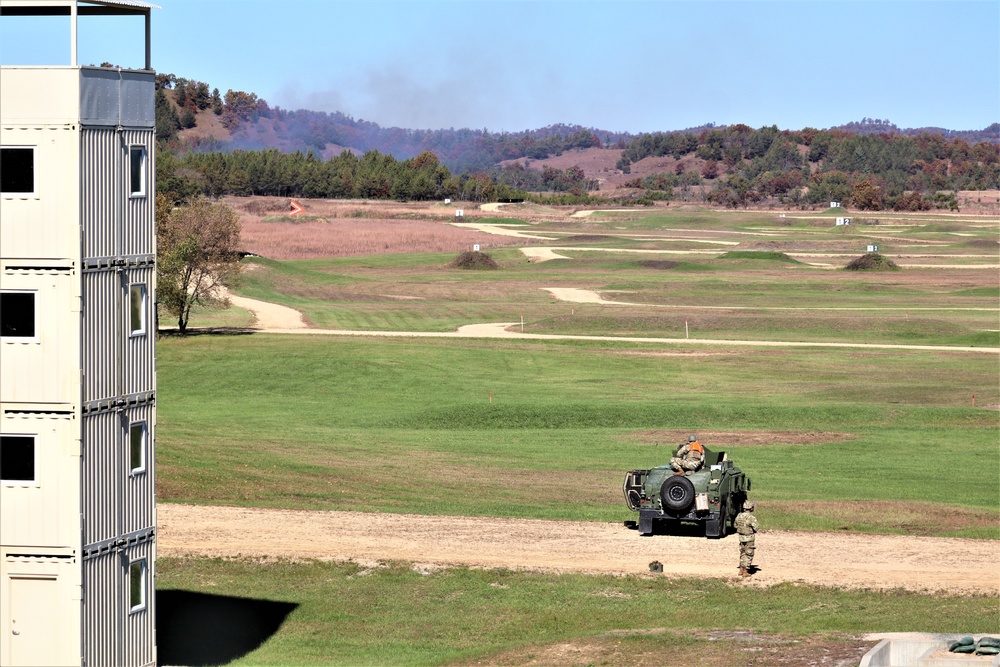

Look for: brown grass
[449,630,874,667]
[239,218,520,260]
[626,430,856,447]
[768,500,998,536]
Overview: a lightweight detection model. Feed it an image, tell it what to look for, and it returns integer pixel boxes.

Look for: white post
[521,314,524,333]
[685,320,689,339]
[70,1,78,67]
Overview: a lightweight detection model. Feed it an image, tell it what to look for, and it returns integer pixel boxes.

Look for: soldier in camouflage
[734,499,758,578]
[669,434,705,474]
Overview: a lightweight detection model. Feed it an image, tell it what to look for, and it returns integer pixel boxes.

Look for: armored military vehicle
[623,445,751,538]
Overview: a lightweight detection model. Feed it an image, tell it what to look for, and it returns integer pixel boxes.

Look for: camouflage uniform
[734,507,759,575]
[669,442,704,473]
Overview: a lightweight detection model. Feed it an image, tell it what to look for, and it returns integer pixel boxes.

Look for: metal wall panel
[79,69,155,128]
[1,552,81,667]
[121,129,155,258]
[0,266,81,405]
[81,269,120,404]
[0,410,80,549]
[81,550,118,667]
[82,405,155,544]
[81,411,118,546]
[120,403,155,536]
[122,266,156,397]
[0,67,79,124]
[80,128,119,261]
[81,130,156,260]
[81,540,156,667]
[0,125,80,261]
[121,540,156,667]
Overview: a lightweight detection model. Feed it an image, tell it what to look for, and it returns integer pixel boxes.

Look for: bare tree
[156,196,242,333]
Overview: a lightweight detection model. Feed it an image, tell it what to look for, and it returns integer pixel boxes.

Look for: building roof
[0,0,160,15]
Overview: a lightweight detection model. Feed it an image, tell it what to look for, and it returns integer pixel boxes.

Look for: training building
[0,0,157,664]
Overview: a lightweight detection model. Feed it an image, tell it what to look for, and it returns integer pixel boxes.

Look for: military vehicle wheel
[660,476,695,512]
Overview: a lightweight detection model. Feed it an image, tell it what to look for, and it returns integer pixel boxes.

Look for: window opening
[0,147,35,195]
[129,284,146,336]
[129,422,146,474]
[0,291,36,338]
[0,435,35,483]
[129,146,146,197]
[129,559,146,612]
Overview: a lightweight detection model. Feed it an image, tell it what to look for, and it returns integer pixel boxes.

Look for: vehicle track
[157,504,998,596]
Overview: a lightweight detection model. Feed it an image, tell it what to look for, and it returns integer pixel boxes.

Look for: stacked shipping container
[1,2,157,665]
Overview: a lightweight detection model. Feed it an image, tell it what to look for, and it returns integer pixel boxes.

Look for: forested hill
[154,74,631,172]
[154,74,998,173]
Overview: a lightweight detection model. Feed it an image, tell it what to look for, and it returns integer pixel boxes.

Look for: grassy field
[157,334,998,536]
[156,558,999,667]
[157,203,999,665]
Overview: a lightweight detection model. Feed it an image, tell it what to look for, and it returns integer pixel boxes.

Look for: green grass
[718,251,801,263]
[218,250,1000,346]
[157,334,999,537]
[156,206,999,665]
[157,557,999,666]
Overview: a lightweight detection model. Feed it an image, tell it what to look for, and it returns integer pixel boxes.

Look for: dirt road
[157,504,998,596]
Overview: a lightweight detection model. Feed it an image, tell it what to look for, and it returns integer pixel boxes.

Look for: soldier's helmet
[744,499,755,511]
[688,434,697,442]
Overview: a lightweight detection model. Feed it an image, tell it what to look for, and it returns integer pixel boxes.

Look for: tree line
[158,146,576,204]
[616,124,999,210]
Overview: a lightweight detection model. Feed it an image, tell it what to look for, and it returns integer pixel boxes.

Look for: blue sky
[2,0,997,134]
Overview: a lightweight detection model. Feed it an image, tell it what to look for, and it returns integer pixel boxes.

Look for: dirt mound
[844,253,900,271]
[964,239,999,250]
[238,198,295,215]
[449,251,499,270]
[637,260,679,270]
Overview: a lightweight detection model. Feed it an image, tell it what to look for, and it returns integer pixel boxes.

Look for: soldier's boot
[739,567,749,578]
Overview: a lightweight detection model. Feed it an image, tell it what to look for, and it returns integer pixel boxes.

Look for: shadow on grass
[157,590,298,666]
[157,327,258,338]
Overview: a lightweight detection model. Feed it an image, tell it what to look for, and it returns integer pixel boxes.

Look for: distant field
[168,205,998,535]
[158,201,998,665]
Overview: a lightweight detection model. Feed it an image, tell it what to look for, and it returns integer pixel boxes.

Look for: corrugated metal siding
[121,540,156,667]
[82,552,118,667]
[121,129,155,258]
[121,403,155,535]
[80,128,118,261]
[82,411,119,545]
[122,266,155,396]
[81,269,120,403]
[81,128,155,261]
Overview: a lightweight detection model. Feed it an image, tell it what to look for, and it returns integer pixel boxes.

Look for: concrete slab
[860,634,1000,667]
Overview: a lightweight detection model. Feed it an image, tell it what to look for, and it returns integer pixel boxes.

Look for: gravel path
[157,504,999,596]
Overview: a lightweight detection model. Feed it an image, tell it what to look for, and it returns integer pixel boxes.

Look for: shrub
[844,253,899,271]
[448,251,499,270]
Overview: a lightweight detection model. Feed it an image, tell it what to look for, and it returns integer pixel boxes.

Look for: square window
[0,147,35,195]
[129,559,146,612]
[129,284,146,336]
[129,146,146,197]
[0,435,35,483]
[0,291,36,338]
[129,422,146,474]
